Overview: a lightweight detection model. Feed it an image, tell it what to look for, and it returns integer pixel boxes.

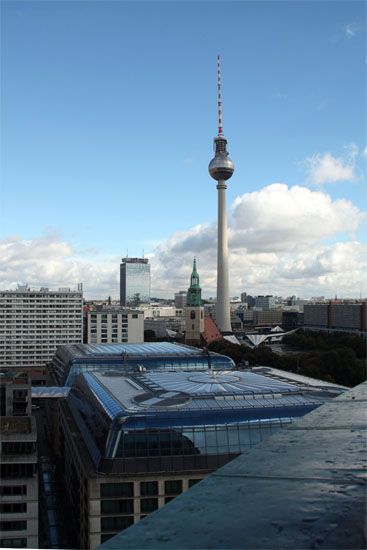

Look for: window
[0,521,27,532]
[0,486,26,497]
[165,480,182,495]
[188,478,202,488]
[101,500,133,515]
[165,497,175,504]
[0,503,27,514]
[100,534,114,544]
[140,481,158,497]
[132,314,138,319]
[100,483,133,498]
[190,310,195,320]
[0,538,27,548]
[140,498,158,513]
[101,516,133,532]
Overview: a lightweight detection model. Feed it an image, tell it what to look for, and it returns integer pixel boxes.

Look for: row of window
[0,538,27,548]
[0,503,27,514]
[0,521,26,532]
[1,442,35,455]
[0,486,27,496]
[100,479,201,499]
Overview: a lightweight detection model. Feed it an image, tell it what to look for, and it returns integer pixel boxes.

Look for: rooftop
[100,382,366,549]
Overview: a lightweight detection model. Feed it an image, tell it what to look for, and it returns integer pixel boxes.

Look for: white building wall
[0,288,83,368]
[87,311,144,344]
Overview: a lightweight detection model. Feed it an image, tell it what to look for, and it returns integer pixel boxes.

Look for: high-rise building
[208,56,234,334]
[304,302,366,336]
[185,259,204,346]
[174,291,187,309]
[0,286,83,370]
[120,258,150,307]
[254,295,276,310]
[87,309,144,344]
[0,372,38,548]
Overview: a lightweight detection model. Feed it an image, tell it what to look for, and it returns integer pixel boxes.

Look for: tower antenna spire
[217,55,223,136]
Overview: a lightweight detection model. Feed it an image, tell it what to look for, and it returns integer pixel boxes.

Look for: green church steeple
[187,258,202,306]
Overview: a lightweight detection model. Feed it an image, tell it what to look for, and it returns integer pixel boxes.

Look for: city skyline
[1,1,366,299]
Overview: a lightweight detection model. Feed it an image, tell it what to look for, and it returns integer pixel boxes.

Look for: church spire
[187,258,202,306]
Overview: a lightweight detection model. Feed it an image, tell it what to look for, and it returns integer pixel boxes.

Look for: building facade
[0,373,38,549]
[254,295,276,310]
[304,302,366,336]
[0,286,83,369]
[87,310,144,344]
[120,258,150,307]
[174,291,187,309]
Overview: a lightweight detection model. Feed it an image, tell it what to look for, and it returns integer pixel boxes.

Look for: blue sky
[1,1,366,298]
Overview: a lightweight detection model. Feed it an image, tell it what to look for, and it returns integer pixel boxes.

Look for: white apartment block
[87,310,144,344]
[0,286,83,369]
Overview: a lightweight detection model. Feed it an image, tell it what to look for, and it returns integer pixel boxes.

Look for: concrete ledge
[101,383,366,549]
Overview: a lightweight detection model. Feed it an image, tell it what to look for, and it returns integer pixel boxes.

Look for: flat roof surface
[100,382,367,550]
[86,370,325,417]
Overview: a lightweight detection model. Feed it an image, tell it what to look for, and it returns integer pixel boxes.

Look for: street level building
[119,258,150,307]
[50,342,235,386]
[56,366,335,549]
[0,286,83,370]
[0,373,38,548]
[87,310,144,345]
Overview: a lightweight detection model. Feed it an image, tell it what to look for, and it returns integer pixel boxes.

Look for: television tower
[208,55,234,333]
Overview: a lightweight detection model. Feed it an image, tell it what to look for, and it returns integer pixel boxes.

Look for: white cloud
[1,185,366,299]
[303,145,358,185]
[344,23,358,37]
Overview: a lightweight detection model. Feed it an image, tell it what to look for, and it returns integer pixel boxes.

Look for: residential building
[120,258,150,307]
[87,310,144,344]
[0,373,38,548]
[254,309,283,327]
[0,286,83,370]
[185,259,204,346]
[56,365,342,549]
[304,302,366,336]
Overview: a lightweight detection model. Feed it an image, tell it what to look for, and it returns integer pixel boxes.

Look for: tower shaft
[216,182,231,332]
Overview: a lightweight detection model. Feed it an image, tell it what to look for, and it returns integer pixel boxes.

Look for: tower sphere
[208,155,234,181]
[208,136,235,181]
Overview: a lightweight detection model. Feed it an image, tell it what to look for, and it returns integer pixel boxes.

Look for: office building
[49,342,235,386]
[0,286,83,370]
[254,309,283,327]
[87,310,144,344]
[254,295,277,310]
[185,259,204,346]
[56,365,339,549]
[0,373,38,548]
[120,258,150,307]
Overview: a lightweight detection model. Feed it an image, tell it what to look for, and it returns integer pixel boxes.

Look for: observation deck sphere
[208,156,234,181]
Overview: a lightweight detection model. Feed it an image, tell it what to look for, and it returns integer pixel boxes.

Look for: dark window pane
[165,480,182,495]
[100,483,133,498]
[140,481,158,497]
[188,478,202,488]
[140,498,158,513]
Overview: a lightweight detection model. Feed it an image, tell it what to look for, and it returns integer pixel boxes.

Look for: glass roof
[81,342,205,357]
[140,371,297,396]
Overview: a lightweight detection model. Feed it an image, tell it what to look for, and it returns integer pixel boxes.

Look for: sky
[1,0,366,299]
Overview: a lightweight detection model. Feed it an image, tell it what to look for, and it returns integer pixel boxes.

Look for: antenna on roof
[217,55,223,136]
